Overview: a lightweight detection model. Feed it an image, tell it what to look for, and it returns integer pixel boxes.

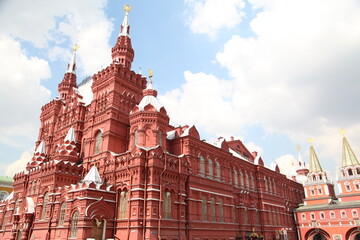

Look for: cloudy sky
[1,0,360,178]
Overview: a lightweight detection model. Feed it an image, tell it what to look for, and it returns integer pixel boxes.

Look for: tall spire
[308,138,323,173]
[66,44,79,74]
[58,44,78,99]
[119,4,131,37]
[111,4,134,68]
[341,130,359,167]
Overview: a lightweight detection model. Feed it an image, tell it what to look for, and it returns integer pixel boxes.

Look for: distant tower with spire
[58,44,79,99]
[337,130,360,202]
[303,138,337,205]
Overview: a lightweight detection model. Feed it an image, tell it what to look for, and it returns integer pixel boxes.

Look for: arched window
[41,192,49,219]
[352,209,358,218]
[94,131,102,154]
[0,191,9,200]
[199,156,205,177]
[310,212,315,220]
[264,177,268,192]
[59,202,67,226]
[119,190,128,219]
[330,211,335,219]
[250,174,255,189]
[70,211,79,238]
[239,171,244,186]
[163,191,172,219]
[349,169,354,176]
[215,161,221,180]
[233,170,238,186]
[245,173,250,188]
[320,212,325,219]
[208,159,213,179]
[301,213,306,220]
[341,210,347,218]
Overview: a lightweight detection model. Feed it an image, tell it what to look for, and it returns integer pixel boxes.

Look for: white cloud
[162,0,360,171]
[0,35,51,146]
[5,151,32,178]
[0,0,113,76]
[185,0,246,38]
[275,154,298,177]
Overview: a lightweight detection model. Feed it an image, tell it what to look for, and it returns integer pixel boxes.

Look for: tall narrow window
[59,202,67,226]
[36,180,40,194]
[245,173,250,188]
[233,170,238,186]
[163,191,172,219]
[70,211,79,238]
[208,159,213,179]
[219,199,224,222]
[158,130,163,147]
[251,175,255,189]
[119,191,128,219]
[215,161,221,180]
[199,156,205,176]
[94,131,102,154]
[1,212,9,229]
[210,197,216,222]
[244,208,248,224]
[239,171,244,186]
[41,192,49,219]
[264,177,268,192]
[14,200,20,215]
[134,130,138,145]
[202,196,207,221]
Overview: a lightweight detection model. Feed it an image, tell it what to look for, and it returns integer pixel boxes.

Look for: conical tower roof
[309,144,323,173]
[82,165,103,184]
[342,137,359,167]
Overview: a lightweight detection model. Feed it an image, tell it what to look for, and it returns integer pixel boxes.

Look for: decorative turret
[58,44,79,99]
[26,141,47,169]
[82,165,103,184]
[303,138,336,205]
[295,146,309,184]
[337,130,360,202]
[56,127,79,162]
[111,4,134,68]
[129,70,169,149]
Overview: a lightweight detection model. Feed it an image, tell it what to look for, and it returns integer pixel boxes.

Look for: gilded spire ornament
[148,69,153,84]
[72,43,79,53]
[124,4,132,13]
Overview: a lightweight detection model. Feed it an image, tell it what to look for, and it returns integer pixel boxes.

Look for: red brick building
[0,6,304,240]
[294,137,360,240]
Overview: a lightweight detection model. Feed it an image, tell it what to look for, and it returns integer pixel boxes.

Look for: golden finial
[124,4,132,13]
[72,44,79,53]
[148,69,153,78]
[308,137,313,144]
[340,129,346,136]
[296,145,300,151]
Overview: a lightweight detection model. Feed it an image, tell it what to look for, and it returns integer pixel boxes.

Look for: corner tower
[337,131,360,202]
[303,139,336,205]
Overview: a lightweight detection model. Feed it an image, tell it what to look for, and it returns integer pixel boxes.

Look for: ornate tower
[337,131,360,202]
[303,139,336,205]
[129,71,170,150]
[111,4,134,68]
[82,5,146,165]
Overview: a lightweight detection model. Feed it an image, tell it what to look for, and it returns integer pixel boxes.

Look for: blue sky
[1,0,360,178]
